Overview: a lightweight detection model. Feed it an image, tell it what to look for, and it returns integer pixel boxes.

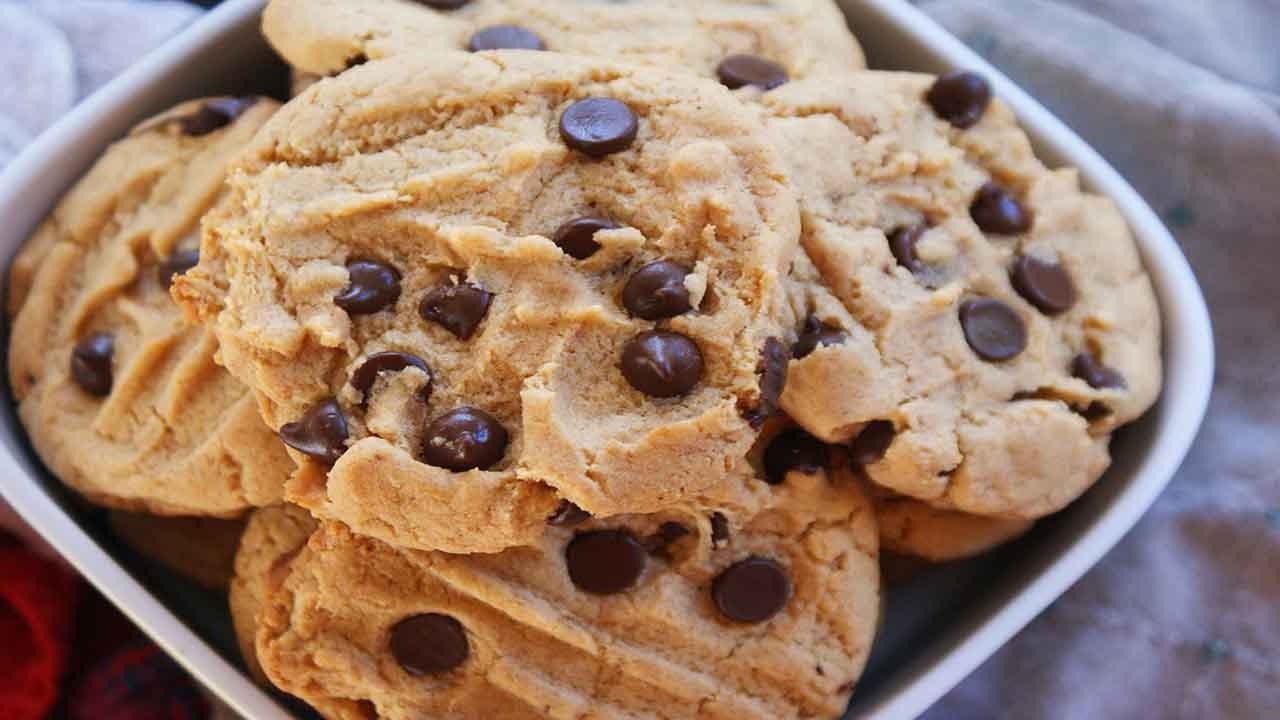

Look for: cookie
[873,493,1033,562]
[176,51,801,553]
[756,71,1161,519]
[108,511,247,590]
[249,462,879,719]
[262,0,864,87]
[7,98,295,516]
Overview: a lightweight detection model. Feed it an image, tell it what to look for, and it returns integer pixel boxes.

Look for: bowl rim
[0,1,1213,719]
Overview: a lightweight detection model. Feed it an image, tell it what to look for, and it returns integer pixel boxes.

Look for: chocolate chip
[467,25,545,52]
[559,97,638,158]
[1072,352,1126,390]
[620,331,703,398]
[279,398,349,465]
[421,407,508,472]
[746,337,789,428]
[177,97,257,137]
[763,428,827,485]
[552,216,617,260]
[710,512,730,546]
[547,500,591,527]
[715,54,789,91]
[712,556,791,623]
[349,352,432,407]
[419,283,493,340]
[925,71,991,129]
[157,247,199,289]
[344,53,368,69]
[971,182,1032,235]
[335,259,401,315]
[1010,255,1076,315]
[621,260,692,319]
[849,420,895,465]
[565,529,646,595]
[415,0,471,8]
[959,298,1027,361]
[888,223,928,274]
[70,332,114,396]
[389,613,469,676]
[644,522,691,557]
[793,316,846,360]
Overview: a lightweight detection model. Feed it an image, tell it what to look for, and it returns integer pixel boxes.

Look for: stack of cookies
[6,1,1162,717]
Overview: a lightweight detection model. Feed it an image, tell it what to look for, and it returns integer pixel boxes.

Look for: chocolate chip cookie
[756,71,1162,519]
[175,51,801,553]
[7,98,294,516]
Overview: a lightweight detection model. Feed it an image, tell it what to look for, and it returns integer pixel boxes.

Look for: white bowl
[0,1,1213,718]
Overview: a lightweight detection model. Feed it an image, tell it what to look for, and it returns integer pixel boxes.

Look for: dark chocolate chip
[959,298,1027,361]
[547,500,591,527]
[793,316,846,360]
[70,332,114,397]
[715,54,789,91]
[621,260,692,319]
[925,71,991,129]
[888,223,928,274]
[415,0,471,8]
[178,97,257,137]
[848,420,895,465]
[279,398,349,465]
[712,556,791,623]
[565,529,647,595]
[349,352,432,407]
[747,337,789,428]
[389,613,469,676]
[344,53,368,70]
[559,97,638,158]
[1010,255,1076,316]
[421,407,508,472]
[710,512,730,546]
[419,283,493,340]
[971,182,1033,235]
[620,330,703,398]
[552,216,618,260]
[467,25,546,52]
[1072,352,1127,390]
[335,259,401,315]
[157,247,199,289]
[763,428,827,485]
[644,522,691,557]
[1078,401,1114,421]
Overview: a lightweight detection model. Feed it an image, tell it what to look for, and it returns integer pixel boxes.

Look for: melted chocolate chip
[888,223,928,274]
[849,420,895,465]
[620,331,703,398]
[416,0,471,8]
[419,283,493,340]
[547,500,591,527]
[644,522,691,557]
[747,337,789,427]
[621,260,692,319]
[70,332,114,396]
[559,97,638,158]
[279,398,349,465]
[389,613,469,676]
[959,298,1027,361]
[971,182,1033,235]
[344,53,368,69]
[421,407,508,472]
[1072,352,1127,390]
[565,529,647,595]
[793,316,846,360]
[710,512,730,547]
[712,556,791,623]
[553,216,617,260]
[925,71,991,129]
[715,54,789,91]
[178,97,257,137]
[467,24,546,52]
[157,247,199,289]
[335,259,401,315]
[1010,255,1077,315]
[349,352,432,406]
[762,428,827,485]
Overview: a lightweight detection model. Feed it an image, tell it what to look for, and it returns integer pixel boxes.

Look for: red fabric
[0,533,80,720]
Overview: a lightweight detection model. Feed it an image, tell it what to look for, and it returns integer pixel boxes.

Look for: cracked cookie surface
[176,51,801,553]
[7,97,293,516]
[756,71,1161,519]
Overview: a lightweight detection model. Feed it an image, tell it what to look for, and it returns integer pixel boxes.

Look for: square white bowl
[0,1,1212,718]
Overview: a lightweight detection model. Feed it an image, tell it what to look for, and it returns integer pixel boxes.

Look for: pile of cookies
[6,0,1161,717]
